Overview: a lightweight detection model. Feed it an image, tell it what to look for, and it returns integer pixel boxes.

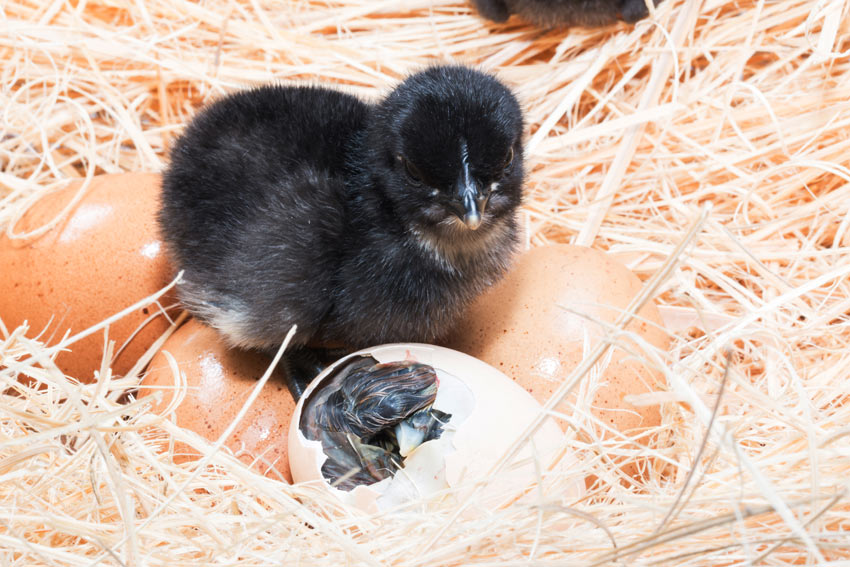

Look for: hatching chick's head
[325,361,439,438]
[368,65,524,242]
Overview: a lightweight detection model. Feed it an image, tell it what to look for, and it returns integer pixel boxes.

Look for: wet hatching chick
[159,65,524,396]
[299,356,450,491]
[471,0,658,27]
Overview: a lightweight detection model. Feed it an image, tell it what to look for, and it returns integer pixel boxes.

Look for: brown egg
[444,244,669,481]
[0,173,177,380]
[140,319,295,482]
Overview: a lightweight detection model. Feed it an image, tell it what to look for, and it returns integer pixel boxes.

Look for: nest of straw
[2,0,850,565]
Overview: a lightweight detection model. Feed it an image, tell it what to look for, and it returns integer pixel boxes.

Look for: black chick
[159,65,524,397]
[471,0,658,27]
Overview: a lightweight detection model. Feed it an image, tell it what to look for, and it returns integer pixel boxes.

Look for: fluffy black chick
[159,65,524,396]
[471,0,659,27]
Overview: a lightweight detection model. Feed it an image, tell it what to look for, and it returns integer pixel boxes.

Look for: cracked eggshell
[0,173,177,380]
[288,343,582,513]
[140,318,295,482]
[444,244,670,481]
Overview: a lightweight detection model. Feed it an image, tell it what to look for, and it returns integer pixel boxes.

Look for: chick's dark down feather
[159,66,525,358]
[471,0,659,26]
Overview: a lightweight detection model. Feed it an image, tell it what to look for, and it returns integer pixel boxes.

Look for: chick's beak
[449,141,489,230]
[395,421,426,457]
[453,179,489,231]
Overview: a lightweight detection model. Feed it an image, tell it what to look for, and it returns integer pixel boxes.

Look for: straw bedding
[2,0,850,565]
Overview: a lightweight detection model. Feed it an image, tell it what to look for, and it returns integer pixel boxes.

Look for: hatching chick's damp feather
[299,356,450,491]
[471,0,659,26]
[324,360,439,436]
[159,65,525,393]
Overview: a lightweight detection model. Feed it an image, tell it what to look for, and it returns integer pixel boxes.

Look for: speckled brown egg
[140,318,295,482]
[0,173,177,380]
[444,244,669,480]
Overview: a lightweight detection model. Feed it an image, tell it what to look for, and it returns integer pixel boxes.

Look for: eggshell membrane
[444,245,670,479]
[0,173,177,380]
[140,319,295,482]
[288,343,582,513]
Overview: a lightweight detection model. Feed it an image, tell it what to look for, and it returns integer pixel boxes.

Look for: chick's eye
[399,156,424,185]
[503,147,515,171]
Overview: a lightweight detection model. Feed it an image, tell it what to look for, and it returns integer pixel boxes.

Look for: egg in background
[0,173,177,380]
[140,318,296,482]
[445,244,670,481]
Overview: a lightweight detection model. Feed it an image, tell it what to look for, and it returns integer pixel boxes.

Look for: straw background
[2,0,850,565]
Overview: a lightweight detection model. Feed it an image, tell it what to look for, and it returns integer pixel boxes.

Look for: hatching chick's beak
[393,407,450,457]
[395,421,426,457]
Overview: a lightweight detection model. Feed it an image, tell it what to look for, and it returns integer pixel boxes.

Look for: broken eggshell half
[288,343,582,513]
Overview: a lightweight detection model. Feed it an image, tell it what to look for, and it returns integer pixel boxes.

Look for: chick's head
[371,66,525,240]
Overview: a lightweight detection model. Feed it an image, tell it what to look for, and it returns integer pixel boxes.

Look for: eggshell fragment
[288,343,582,512]
[0,173,177,380]
[444,244,670,480]
[140,319,295,482]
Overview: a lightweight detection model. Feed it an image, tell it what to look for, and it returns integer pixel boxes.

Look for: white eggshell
[288,344,583,513]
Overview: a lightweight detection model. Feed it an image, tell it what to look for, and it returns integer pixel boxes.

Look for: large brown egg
[444,244,669,480]
[0,173,176,380]
[140,318,295,482]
